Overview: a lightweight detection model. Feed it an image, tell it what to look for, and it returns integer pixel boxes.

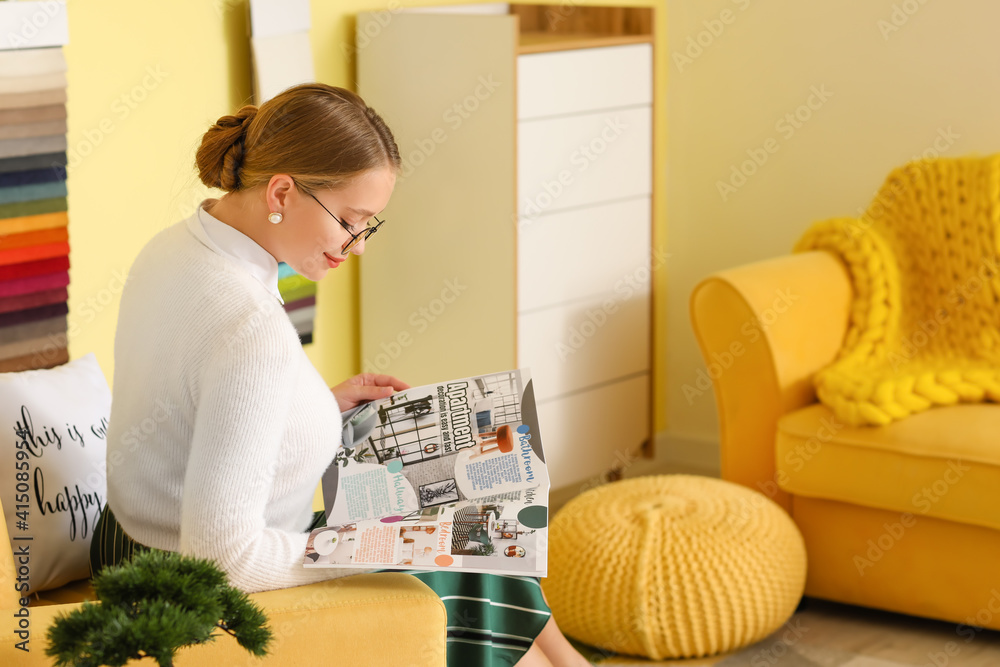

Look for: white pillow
[0,353,110,594]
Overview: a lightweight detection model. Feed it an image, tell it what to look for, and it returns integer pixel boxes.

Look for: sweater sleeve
[178,315,365,593]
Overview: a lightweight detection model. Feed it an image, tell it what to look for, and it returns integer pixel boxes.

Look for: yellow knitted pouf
[542,475,806,660]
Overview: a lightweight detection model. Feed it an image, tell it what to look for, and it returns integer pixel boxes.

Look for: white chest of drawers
[357,8,654,490]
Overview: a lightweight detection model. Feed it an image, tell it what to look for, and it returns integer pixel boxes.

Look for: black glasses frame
[302,188,385,255]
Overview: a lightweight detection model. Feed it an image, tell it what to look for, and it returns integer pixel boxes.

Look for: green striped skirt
[91,505,551,666]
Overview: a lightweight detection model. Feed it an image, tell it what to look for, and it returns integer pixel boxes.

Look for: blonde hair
[195,83,400,194]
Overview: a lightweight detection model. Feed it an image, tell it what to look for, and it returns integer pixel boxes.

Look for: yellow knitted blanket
[794,155,1000,426]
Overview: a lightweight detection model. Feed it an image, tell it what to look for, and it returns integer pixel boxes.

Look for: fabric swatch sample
[0,47,67,77]
[0,165,66,187]
[0,71,67,95]
[0,151,66,174]
[0,270,70,298]
[0,332,67,361]
[251,31,315,104]
[0,134,67,159]
[0,118,68,140]
[0,345,67,372]
[282,294,316,312]
[0,180,67,205]
[277,272,317,304]
[0,226,68,251]
[0,88,67,111]
[0,314,67,345]
[288,305,316,333]
[0,241,69,266]
[0,296,68,320]
[0,210,68,235]
[0,103,66,126]
[0,196,67,219]
[0,255,69,281]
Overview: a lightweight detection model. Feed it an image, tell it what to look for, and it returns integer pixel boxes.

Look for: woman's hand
[331,373,410,412]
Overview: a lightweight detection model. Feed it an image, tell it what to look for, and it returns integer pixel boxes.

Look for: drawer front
[518,43,653,120]
[517,290,650,401]
[517,196,651,312]
[536,374,649,489]
[518,105,651,216]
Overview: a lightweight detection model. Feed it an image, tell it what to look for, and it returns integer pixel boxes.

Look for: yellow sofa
[0,493,447,665]
[690,250,1000,630]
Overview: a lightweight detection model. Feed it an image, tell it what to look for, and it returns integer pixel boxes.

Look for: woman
[91,83,587,667]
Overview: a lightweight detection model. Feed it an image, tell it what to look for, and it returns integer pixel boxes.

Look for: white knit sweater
[106,199,360,593]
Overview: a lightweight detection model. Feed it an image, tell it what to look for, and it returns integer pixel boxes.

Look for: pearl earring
[268,212,283,224]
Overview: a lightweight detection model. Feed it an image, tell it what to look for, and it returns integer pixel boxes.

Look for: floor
[568,597,1000,666]
[551,461,1000,666]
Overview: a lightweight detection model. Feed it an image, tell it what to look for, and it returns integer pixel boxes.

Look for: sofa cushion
[0,353,110,594]
[775,403,1000,532]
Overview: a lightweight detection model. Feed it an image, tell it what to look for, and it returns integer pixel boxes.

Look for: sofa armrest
[1,572,446,666]
[689,251,852,510]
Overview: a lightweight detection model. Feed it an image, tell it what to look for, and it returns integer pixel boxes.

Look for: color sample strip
[0,32,70,371]
[277,261,316,345]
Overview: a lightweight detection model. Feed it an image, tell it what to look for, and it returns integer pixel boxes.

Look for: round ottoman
[542,475,806,660]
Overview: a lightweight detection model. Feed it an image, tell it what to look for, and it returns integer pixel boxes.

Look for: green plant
[334,445,371,467]
[472,541,496,557]
[46,550,272,667]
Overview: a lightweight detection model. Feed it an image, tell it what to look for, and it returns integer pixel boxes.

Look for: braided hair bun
[195,105,258,192]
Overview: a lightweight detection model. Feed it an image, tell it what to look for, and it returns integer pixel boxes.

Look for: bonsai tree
[46,549,272,667]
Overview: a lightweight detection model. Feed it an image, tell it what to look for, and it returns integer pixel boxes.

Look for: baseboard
[548,431,721,514]
[644,430,721,477]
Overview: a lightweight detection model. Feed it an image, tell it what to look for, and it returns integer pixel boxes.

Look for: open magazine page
[304,368,549,576]
[302,498,548,576]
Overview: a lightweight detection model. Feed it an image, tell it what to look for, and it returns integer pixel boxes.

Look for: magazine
[302,368,549,576]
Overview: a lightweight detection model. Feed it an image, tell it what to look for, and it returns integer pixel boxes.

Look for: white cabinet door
[536,374,650,489]
[517,292,650,401]
[518,43,653,120]
[518,196,651,312]
[517,105,652,217]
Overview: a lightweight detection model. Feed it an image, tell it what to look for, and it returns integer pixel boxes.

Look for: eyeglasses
[303,189,385,255]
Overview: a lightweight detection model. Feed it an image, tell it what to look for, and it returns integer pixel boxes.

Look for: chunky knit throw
[542,475,806,660]
[794,155,1000,426]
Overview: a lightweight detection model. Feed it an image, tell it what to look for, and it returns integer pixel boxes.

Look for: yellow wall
[665,0,1000,455]
[63,0,671,433]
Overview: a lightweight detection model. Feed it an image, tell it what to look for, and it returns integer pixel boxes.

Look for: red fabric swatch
[0,255,68,281]
[0,270,68,298]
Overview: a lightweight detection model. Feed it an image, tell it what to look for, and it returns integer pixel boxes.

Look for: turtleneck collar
[186,198,284,305]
